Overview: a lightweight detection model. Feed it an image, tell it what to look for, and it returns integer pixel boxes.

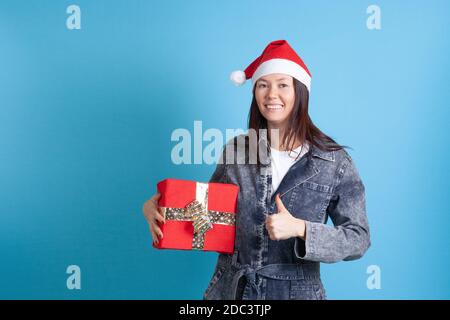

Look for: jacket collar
[310,145,335,162]
[264,144,335,203]
[257,135,335,164]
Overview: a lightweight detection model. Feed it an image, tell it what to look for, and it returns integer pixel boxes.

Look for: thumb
[275,194,287,213]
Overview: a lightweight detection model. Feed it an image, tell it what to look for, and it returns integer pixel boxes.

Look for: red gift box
[153,178,239,254]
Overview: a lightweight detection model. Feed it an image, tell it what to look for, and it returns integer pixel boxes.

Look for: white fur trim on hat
[251,59,311,91]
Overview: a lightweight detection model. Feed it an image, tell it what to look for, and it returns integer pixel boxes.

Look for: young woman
[142,40,371,300]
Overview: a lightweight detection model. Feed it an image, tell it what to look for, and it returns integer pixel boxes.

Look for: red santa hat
[230,40,312,92]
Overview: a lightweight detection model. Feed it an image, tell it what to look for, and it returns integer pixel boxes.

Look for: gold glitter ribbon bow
[185,199,213,236]
[160,182,236,250]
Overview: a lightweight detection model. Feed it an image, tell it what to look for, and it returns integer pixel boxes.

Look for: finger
[264,222,270,235]
[155,208,166,224]
[142,200,155,219]
[265,217,271,230]
[265,220,273,233]
[142,200,150,217]
[154,224,163,239]
[275,193,287,213]
[267,227,278,241]
[149,224,158,245]
[150,193,161,205]
[152,210,165,225]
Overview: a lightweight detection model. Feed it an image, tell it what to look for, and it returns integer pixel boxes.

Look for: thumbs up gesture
[265,194,306,241]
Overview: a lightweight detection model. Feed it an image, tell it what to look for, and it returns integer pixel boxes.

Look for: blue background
[0,0,449,299]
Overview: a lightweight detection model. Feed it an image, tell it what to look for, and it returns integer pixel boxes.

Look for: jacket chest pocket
[286,181,333,223]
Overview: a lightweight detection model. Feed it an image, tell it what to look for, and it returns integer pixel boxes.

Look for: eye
[257,83,267,88]
[279,83,288,88]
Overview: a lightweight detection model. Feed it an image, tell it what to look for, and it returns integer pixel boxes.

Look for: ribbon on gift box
[159,182,236,250]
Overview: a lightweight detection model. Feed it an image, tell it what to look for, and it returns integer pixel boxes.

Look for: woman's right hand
[142,193,165,245]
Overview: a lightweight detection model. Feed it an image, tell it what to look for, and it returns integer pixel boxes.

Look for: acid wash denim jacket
[203,134,371,300]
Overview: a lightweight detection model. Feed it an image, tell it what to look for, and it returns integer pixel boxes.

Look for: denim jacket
[203,134,371,300]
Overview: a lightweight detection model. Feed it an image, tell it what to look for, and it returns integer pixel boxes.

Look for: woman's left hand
[265,193,306,241]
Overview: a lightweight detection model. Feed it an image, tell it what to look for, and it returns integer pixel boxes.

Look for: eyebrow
[258,77,289,82]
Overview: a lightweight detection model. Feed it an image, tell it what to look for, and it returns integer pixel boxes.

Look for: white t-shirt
[270,143,309,196]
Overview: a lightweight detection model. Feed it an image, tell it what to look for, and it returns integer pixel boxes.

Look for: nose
[267,86,278,100]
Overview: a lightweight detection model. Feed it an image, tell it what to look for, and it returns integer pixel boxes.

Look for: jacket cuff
[294,220,316,260]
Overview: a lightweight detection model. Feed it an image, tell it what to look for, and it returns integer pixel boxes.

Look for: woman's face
[254,73,296,130]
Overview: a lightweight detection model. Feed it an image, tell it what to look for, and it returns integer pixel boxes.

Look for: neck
[267,123,301,151]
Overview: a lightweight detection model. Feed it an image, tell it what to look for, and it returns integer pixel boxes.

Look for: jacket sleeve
[294,156,371,263]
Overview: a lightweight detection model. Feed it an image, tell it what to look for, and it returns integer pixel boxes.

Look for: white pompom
[230,70,246,86]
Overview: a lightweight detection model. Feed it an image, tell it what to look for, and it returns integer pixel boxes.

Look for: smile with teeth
[265,104,284,110]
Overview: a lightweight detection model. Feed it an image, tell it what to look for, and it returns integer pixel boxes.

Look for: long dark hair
[248,78,349,163]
